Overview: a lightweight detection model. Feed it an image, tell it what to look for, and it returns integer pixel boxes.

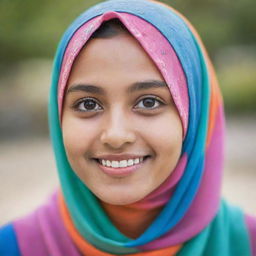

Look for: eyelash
[72,97,103,112]
[72,96,165,113]
[134,96,164,110]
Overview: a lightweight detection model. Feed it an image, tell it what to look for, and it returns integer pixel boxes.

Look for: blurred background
[0,0,255,225]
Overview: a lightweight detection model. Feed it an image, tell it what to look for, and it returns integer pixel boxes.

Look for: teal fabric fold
[178,201,251,256]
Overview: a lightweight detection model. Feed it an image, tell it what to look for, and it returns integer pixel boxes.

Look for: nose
[100,109,136,149]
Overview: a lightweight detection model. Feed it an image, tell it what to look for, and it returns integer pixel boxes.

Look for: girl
[0,0,255,255]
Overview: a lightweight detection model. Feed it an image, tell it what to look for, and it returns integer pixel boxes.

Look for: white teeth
[112,161,119,168]
[99,157,144,168]
[119,160,128,167]
[127,159,134,166]
[134,158,140,164]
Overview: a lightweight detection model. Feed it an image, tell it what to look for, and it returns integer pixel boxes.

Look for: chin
[96,191,145,205]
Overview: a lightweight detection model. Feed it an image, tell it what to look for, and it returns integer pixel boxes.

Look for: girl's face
[62,32,183,205]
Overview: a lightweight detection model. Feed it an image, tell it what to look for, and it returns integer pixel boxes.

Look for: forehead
[67,33,164,87]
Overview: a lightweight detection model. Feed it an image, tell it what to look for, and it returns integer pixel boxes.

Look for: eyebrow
[67,84,105,95]
[128,80,168,93]
[67,80,168,95]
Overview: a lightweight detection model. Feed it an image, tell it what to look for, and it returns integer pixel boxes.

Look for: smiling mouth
[94,156,150,169]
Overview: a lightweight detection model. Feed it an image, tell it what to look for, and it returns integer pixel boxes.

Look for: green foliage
[218,59,256,115]
[0,0,101,62]
[165,0,256,56]
[1,0,255,62]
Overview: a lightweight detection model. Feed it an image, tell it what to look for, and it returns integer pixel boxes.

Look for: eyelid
[72,97,103,112]
[70,95,165,113]
[134,95,165,109]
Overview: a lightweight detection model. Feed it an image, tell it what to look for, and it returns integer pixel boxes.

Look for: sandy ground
[0,117,255,225]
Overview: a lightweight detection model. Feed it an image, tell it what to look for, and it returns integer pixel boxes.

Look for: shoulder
[0,193,58,256]
[245,214,256,255]
[7,192,78,256]
[219,200,251,236]
[219,200,255,254]
[0,223,21,256]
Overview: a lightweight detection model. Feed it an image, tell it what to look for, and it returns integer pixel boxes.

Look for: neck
[100,201,163,239]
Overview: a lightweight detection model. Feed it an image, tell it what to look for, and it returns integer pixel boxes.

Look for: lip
[94,156,150,177]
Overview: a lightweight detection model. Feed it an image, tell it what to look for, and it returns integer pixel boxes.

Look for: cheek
[61,115,99,158]
[136,112,183,156]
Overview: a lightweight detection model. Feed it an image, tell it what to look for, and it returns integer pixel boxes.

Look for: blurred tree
[166,0,256,57]
[0,0,101,64]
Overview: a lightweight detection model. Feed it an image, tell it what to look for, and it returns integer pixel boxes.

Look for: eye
[135,96,164,110]
[72,97,103,112]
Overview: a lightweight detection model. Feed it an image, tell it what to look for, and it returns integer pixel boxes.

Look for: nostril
[100,126,136,149]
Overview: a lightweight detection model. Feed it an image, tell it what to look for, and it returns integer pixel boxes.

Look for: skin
[62,31,183,206]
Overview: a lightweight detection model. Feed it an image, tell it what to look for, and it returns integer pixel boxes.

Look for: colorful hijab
[10,0,254,255]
